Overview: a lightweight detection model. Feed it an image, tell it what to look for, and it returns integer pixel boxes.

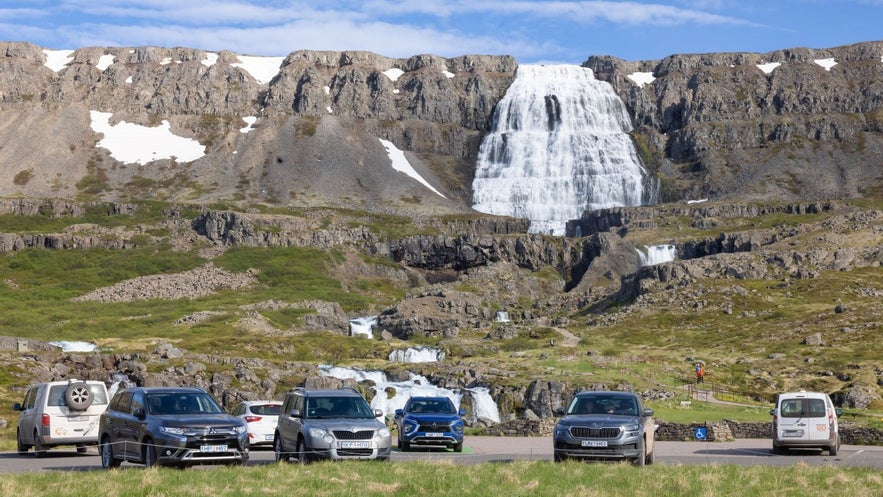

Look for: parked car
[98,386,249,468]
[770,390,842,455]
[274,387,391,462]
[12,379,109,457]
[394,396,465,452]
[232,400,282,448]
[552,391,656,465]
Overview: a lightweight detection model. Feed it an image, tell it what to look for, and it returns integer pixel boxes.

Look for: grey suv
[274,387,391,462]
[553,391,656,465]
[98,387,249,468]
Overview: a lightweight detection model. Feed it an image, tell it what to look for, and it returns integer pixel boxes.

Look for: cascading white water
[636,244,677,267]
[319,365,501,423]
[472,64,656,235]
[388,346,445,363]
[349,316,377,339]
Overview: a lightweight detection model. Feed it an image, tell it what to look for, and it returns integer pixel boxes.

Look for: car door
[17,386,39,445]
[107,391,136,459]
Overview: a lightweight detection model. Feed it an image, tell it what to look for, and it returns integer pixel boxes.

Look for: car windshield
[407,399,456,414]
[146,393,224,415]
[569,396,639,416]
[250,404,282,416]
[305,397,374,418]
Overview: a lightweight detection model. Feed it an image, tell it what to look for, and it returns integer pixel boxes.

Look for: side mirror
[394,409,403,418]
[643,408,654,417]
[12,402,22,411]
[835,408,843,417]
[769,408,777,416]
[290,409,302,418]
[133,407,146,420]
[374,409,384,418]
[554,407,565,417]
[458,409,467,417]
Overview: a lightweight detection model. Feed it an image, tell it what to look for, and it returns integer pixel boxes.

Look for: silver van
[770,390,842,455]
[12,379,109,457]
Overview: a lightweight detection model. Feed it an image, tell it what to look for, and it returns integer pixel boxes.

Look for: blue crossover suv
[394,396,466,452]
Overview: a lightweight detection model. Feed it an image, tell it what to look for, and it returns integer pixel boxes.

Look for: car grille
[336,448,374,457]
[333,430,374,440]
[418,422,451,432]
[571,427,621,438]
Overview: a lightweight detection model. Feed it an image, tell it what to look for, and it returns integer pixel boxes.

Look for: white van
[12,379,109,457]
[770,390,842,455]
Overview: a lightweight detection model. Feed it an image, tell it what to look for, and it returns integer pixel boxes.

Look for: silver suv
[553,391,656,465]
[12,379,109,457]
[274,387,391,462]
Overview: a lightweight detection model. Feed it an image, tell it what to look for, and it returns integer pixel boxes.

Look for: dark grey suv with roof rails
[553,390,656,465]
[98,386,249,468]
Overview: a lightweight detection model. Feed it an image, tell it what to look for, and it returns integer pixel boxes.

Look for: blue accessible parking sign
[694,427,707,440]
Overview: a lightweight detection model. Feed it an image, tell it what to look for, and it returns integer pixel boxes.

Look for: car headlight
[160,426,187,436]
[377,427,391,438]
[452,422,464,434]
[624,424,641,437]
[403,421,418,433]
[308,427,328,438]
[233,425,247,435]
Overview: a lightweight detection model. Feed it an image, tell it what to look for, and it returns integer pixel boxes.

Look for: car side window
[130,391,145,414]
[116,391,133,414]
[23,388,37,409]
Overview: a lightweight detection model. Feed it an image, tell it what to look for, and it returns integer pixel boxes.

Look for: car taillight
[42,413,51,427]
[244,416,262,423]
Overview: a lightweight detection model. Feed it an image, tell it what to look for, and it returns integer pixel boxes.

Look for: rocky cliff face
[585,41,883,202]
[0,42,515,214]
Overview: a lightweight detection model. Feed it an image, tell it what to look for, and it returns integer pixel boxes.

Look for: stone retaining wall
[482,419,883,446]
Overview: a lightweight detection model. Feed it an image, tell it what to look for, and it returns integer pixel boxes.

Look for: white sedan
[231,400,282,447]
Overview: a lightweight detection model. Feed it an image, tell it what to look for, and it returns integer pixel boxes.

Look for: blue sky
[1,1,881,64]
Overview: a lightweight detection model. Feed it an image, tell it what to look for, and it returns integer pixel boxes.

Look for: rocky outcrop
[0,42,515,211]
[585,41,883,202]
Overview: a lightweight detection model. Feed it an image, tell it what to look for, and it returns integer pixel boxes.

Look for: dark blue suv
[394,396,465,452]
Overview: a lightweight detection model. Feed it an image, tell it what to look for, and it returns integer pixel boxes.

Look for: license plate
[581,440,608,447]
[264,435,274,441]
[68,416,88,422]
[783,430,803,437]
[425,432,444,438]
[200,445,228,453]
[339,441,371,449]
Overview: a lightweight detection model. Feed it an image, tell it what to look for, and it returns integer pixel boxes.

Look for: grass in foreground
[0,460,880,497]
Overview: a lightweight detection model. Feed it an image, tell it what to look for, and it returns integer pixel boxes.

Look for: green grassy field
[0,460,880,497]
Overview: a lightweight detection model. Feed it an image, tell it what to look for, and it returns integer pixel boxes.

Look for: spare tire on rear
[65,382,94,411]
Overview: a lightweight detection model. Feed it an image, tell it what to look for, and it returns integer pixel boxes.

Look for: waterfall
[494,311,510,323]
[349,316,377,339]
[319,365,501,423]
[472,64,657,235]
[388,346,445,363]
[636,244,677,267]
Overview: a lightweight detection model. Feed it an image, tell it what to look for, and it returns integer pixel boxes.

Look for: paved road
[2,437,882,473]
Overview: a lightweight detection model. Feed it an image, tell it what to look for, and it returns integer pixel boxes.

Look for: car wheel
[634,439,646,467]
[453,443,463,453]
[553,450,567,463]
[100,436,121,468]
[64,382,94,411]
[16,429,30,455]
[645,448,655,465]
[400,439,410,451]
[33,431,46,458]
[274,435,289,463]
[829,436,839,456]
[772,442,786,455]
[295,437,308,464]
[143,439,158,467]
